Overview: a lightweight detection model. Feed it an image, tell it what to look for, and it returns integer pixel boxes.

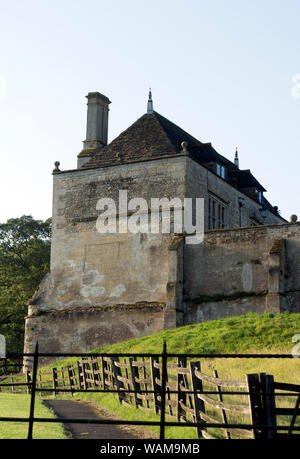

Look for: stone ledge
[26,302,166,318]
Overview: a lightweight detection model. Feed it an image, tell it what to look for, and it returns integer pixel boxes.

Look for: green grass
[42,312,300,372]
[0,393,67,439]
[4,312,300,439]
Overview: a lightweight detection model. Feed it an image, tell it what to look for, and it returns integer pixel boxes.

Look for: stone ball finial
[181,141,188,152]
[53,161,61,173]
[290,214,298,223]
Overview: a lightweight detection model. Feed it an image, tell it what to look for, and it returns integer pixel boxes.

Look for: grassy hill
[92,311,300,354]
[45,312,300,373]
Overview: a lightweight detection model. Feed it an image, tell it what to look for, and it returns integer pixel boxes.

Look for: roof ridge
[152,111,203,150]
[149,111,182,154]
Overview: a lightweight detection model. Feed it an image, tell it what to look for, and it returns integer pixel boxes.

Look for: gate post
[260,373,277,439]
[246,373,264,439]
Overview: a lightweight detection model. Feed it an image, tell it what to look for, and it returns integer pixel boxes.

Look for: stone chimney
[77,92,111,168]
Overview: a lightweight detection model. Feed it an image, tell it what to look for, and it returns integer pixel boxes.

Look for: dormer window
[217,163,226,179]
[258,191,262,203]
[255,189,262,203]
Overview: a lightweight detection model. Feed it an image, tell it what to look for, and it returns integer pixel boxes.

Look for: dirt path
[43,399,139,439]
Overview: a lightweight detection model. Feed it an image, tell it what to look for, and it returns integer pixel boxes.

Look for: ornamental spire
[234,147,239,168]
[147,88,154,114]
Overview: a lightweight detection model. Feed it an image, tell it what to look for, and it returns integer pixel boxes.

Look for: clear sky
[0,0,300,222]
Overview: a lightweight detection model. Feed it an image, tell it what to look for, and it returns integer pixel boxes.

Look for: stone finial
[234,147,239,168]
[53,161,61,173]
[147,88,154,114]
[181,141,188,153]
[290,214,298,223]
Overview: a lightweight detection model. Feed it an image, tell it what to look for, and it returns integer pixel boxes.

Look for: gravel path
[43,399,138,439]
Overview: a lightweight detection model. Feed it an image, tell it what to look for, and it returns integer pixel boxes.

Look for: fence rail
[1,344,300,440]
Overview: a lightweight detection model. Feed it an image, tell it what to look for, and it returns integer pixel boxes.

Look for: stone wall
[23,155,293,365]
[24,157,186,363]
[24,304,164,368]
[186,156,282,228]
[183,223,300,324]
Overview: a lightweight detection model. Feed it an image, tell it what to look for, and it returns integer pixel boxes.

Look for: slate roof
[83,111,202,168]
[230,169,266,192]
[80,110,283,218]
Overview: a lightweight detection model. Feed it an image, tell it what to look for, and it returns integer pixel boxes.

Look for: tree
[0,216,51,353]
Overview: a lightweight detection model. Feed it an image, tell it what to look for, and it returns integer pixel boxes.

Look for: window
[212,201,216,229]
[254,189,262,203]
[208,196,226,229]
[217,163,226,179]
[258,191,262,203]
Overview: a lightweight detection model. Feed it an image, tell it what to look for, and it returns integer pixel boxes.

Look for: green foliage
[0,216,51,353]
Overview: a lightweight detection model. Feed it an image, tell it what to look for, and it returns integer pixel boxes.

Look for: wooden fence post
[91,360,97,387]
[26,370,31,395]
[260,373,277,439]
[52,368,58,396]
[213,369,230,439]
[129,358,142,408]
[123,359,131,404]
[61,368,66,395]
[67,366,74,396]
[177,356,187,421]
[111,357,125,404]
[150,357,161,414]
[81,360,87,390]
[102,357,107,390]
[246,373,264,439]
[77,361,83,389]
[142,357,150,409]
[190,361,204,438]
[159,341,168,440]
[38,372,42,398]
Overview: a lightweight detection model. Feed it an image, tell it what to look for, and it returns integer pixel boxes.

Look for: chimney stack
[77,92,111,168]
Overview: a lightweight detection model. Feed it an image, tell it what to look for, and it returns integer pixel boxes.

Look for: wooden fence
[29,355,300,439]
[0,358,22,377]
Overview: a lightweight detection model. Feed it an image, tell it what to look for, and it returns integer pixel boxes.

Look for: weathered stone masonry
[24,220,300,367]
[23,91,296,367]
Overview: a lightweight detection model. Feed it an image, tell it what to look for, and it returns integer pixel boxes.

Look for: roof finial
[147,87,153,114]
[234,147,239,168]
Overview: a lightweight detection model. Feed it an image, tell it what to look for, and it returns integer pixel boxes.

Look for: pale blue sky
[0,0,300,222]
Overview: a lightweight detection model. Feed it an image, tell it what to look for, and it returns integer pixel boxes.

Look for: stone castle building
[24,91,300,361]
